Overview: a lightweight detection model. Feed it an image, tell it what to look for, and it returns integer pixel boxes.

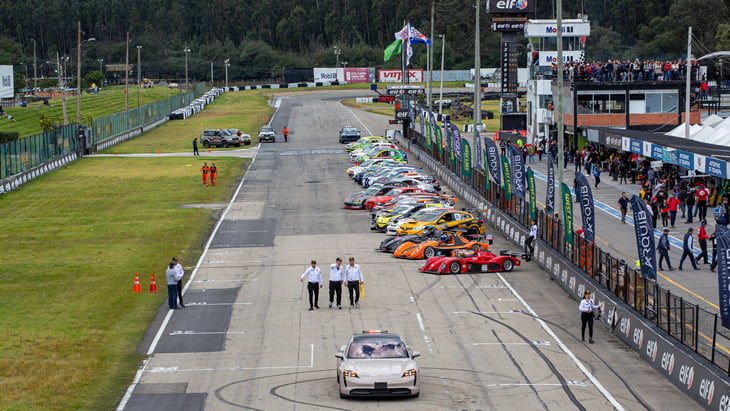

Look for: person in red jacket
[667,193,680,228]
[695,184,710,221]
[210,163,218,186]
[696,220,710,264]
[201,162,210,187]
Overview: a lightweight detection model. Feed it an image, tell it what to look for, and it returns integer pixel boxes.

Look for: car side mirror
[335,352,343,359]
[412,351,421,358]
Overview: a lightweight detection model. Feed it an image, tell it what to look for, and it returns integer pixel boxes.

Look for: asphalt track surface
[117,90,698,410]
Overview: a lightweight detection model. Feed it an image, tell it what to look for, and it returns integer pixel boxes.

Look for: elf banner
[630,194,657,280]
[716,224,730,328]
[527,167,536,221]
[508,144,526,200]
[461,139,472,178]
[484,137,501,186]
[561,182,574,246]
[546,155,555,215]
[574,172,596,243]
[501,154,512,200]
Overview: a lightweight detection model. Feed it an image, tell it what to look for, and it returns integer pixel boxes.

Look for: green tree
[0,37,22,64]
[14,72,26,92]
[84,71,104,88]
[716,24,730,51]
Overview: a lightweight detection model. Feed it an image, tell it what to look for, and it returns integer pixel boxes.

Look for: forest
[0,0,729,84]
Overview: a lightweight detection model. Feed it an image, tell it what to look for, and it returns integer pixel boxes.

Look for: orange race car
[393,232,493,260]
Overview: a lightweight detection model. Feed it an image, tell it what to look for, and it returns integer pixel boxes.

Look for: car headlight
[352,199,362,203]
[343,370,359,378]
[402,369,417,377]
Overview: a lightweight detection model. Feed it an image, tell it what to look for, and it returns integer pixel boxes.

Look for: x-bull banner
[574,172,595,243]
[508,144,525,200]
[561,182,574,245]
[449,123,462,160]
[716,224,730,328]
[527,167,536,221]
[630,194,657,280]
[461,139,472,178]
[546,155,555,215]
[484,137,501,186]
[501,154,512,200]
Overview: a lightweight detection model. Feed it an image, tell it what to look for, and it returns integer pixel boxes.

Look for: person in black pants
[344,257,364,308]
[678,227,700,270]
[579,290,601,343]
[300,260,322,311]
[328,257,345,309]
[172,257,186,308]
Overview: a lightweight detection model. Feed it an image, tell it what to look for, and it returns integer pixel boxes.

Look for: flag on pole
[574,172,596,243]
[394,23,431,66]
[546,155,555,215]
[561,183,574,246]
[715,224,730,327]
[384,39,403,61]
[630,194,657,280]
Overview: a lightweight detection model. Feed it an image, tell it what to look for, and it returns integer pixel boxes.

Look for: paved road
[118,90,697,410]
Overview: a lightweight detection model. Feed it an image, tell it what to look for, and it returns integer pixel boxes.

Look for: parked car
[339,126,361,143]
[259,125,276,143]
[226,129,252,145]
[199,129,241,148]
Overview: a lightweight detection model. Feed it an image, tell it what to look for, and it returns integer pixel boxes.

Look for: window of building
[576,92,626,114]
[641,91,678,113]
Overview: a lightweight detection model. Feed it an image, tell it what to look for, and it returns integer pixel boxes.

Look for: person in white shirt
[579,290,602,343]
[525,220,538,258]
[328,257,345,309]
[344,257,364,308]
[300,260,323,311]
[172,257,185,308]
[165,262,179,310]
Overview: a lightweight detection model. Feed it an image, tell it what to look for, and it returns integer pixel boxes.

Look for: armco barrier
[398,134,730,409]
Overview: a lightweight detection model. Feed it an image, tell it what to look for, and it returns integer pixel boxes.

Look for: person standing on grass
[210,163,218,186]
[166,262,178,310]
[201,162,210,187]
[192,138,200,156]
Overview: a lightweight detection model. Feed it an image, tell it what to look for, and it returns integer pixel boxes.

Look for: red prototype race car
[419,250,528,274]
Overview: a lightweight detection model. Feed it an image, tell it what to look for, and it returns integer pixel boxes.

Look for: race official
[172,257,185,308]
[166,262,179,310]
[345,257,364,308]
[328,257,345,309]
[579,290,601,343]
[300,260,323,311]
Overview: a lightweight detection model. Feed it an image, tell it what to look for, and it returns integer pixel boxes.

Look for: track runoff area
[117,90,696,410]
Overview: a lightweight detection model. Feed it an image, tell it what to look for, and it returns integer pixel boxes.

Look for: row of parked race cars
[343,136,528,274]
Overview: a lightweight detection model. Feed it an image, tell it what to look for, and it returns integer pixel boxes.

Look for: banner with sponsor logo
[434,123,443,156]
[574,172,595,243]
[546,154,555,215]
[377,69,424,82]
[461,139,472,178]
[716,224,730,328]
[343,68,370,83]
[474,129,483,171]
[424,112,432,151]
[630,194,657,280]
[527,167,536,221]
[0,65,12,98]
[508,144,526,200]
[485,137,501,186]
[561,183,574,245]
[449,123,462,160]
[501,154,512,200]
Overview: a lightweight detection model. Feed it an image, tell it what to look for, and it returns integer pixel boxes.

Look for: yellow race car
[395,208,484,236]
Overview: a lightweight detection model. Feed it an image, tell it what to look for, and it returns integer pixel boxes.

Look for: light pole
[439,34,446,115]
[224,58,230,88]
[32,39,37,94]
[333,46,341,80]
[61,55,70,124]
[136,45,142,85]
[76,21,96,124]
[184,48,191,91]
[98,58,104,73]
[210,62,214,86]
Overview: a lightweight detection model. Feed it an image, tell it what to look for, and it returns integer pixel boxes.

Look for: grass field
[1,86,187,137]
[0,89,276,409]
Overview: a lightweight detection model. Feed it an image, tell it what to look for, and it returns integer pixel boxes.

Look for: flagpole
[428,1,435,112]
[474,0,481,135]
[556,0,566,221]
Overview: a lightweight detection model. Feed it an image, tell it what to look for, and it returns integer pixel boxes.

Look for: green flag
[384,39,403,61]
[561,182,574,245]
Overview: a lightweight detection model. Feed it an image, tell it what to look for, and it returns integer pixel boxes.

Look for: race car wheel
[502,259,514,272]
[449,261,461,273]
[471,244,481,251]
[424,247,435,258]
[203,141,211,148]
[467,227,479,235]
[222,141,229,148]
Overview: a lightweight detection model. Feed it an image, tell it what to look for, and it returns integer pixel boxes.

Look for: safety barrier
[401,128,730,408]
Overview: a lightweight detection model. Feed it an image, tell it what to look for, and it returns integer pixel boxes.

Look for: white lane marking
[415,312,433,354]
[496,273,625,411]
[409,296,415,303]
[468,341,551,346]
[416,312,426,332]
[117,138,262,410]
[170,331,247,335]
[498,298,519,302]
[488,381,589,387]
[149,344,315,373]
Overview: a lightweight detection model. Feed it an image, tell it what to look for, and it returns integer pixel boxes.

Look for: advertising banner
[508,144,526,200]
[527,167,536,221]
[524,21,591,37]
[343,68,369,83]
[561,183,574,245]
[377,69,424,83]
[716,224,730,328]
[429,111,437,148]
[485,137,501,186]
[546,155,555,215]
[449,123,462,160]
[486,0,536,14]
[461,139,472,178]
[538,51,586,67]
[501,155,512,200]
[630,194,657,280]
[435,123,443,156]
[0,65,13,98]
[475,129,483,171]
[313,68,338,81]
[574,172,595,243]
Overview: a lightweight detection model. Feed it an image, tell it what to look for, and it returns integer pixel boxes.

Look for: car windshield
[219,129,232,136]
[347,336,408,359]
[390,205,413,215]
[412,210,445,222]
[342,127,359,134]
[261,126,273,132]
[361,187,381,196]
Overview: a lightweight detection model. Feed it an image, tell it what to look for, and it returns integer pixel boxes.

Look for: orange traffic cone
[114,151,118,155]
[133,273,141,292]
[149,273,158,293]
[157,149,160,154]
